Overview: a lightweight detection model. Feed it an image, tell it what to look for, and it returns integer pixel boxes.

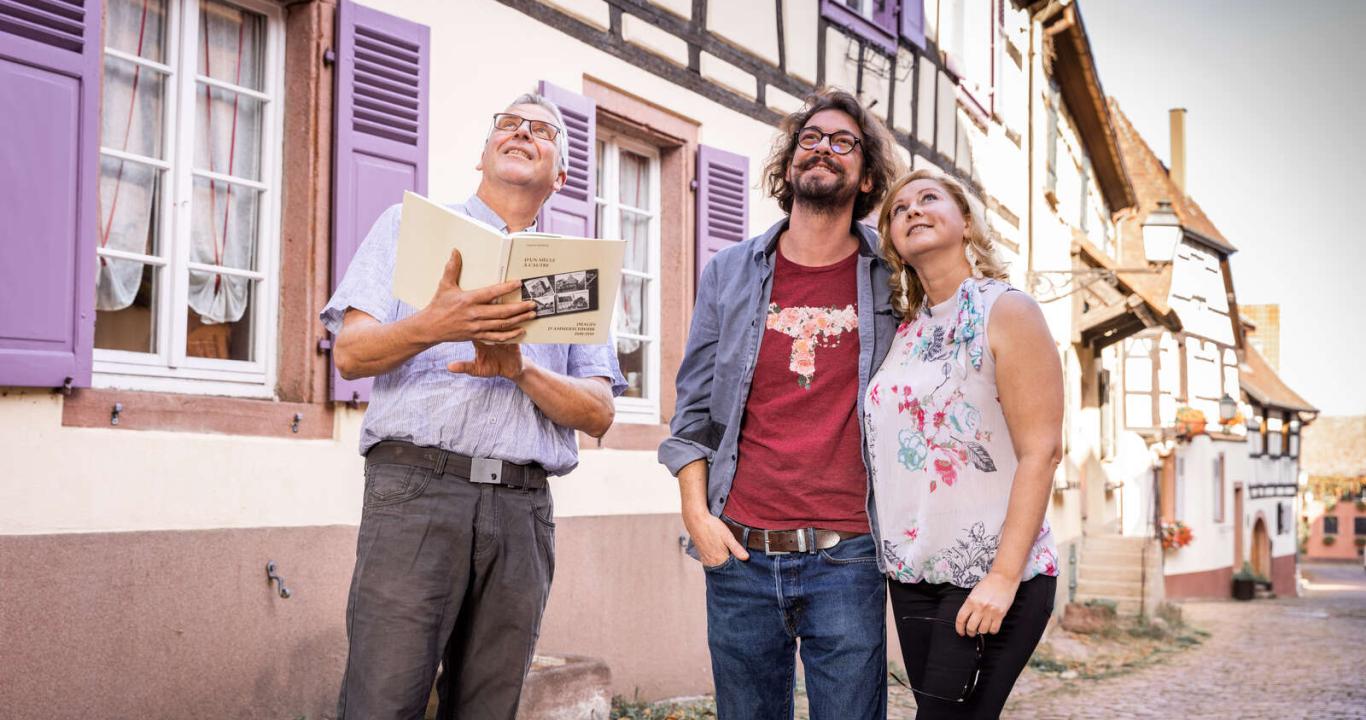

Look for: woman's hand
[956,572,1020,637]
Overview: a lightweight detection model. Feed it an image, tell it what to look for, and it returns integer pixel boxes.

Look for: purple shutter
[695,145,749,289]
[872,0,898,37]
[330,0,429,403]
[0,1,100,389]
[900,0,926,48]
[820,0,897,54]
[536,81,596,237]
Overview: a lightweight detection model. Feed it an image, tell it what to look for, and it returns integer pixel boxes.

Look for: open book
[392,192,626,345]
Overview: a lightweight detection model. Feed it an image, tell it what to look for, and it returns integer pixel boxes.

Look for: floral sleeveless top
[865,278,1057,588]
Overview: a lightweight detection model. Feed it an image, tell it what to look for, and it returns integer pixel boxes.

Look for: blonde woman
[867,169,1062,718]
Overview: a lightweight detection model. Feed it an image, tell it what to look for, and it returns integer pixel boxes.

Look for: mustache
[797,155,843,174]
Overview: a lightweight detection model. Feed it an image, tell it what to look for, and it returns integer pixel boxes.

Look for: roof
[1240,341,1316,414]
[1110,101,1236,255]
[1300,416,1366,478]
[1041,4,1136,212]
[1073,233,1181,348]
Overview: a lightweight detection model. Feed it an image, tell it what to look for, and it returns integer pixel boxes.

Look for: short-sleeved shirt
[320,194,626,476]
[725,247,869,533]
[865,278,1058,587]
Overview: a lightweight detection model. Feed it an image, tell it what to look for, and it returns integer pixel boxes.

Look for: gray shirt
[321,194,626,475]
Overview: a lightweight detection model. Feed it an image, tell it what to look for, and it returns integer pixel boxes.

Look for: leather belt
[724,518,866,555]
[366,440,548,490]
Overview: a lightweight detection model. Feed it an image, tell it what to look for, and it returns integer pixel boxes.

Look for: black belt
[724,517,866,555]
[366,440,548,490]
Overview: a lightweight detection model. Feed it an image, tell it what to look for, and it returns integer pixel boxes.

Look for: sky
[1080,0,1366,416]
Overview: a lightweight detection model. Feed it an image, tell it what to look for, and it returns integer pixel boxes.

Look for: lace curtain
[96,0,263,326]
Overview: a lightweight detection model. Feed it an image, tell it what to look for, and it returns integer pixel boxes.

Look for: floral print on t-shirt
[766,303,858,389]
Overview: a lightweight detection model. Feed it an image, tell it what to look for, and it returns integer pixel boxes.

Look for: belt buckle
[762,529,807,556]
[469,457,503,485]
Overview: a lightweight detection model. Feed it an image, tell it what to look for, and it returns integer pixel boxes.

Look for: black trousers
[888,574,1056,720]
[336,447,556,720]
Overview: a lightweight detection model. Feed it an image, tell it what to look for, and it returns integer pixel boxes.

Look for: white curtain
[96,0,166,311]
[615,150,649,353]
[189,0,264,324]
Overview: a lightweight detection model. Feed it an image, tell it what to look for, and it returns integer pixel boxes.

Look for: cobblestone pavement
[982,562,1366,720]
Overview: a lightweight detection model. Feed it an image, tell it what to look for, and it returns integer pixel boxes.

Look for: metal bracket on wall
[266,561,293,599]
[110,402,123,426]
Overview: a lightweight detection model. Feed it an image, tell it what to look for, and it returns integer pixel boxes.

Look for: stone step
[1073,593,1143,616]
[1080,549,1146,568]
[1076,563,1144,583]
[1082,535,1152,552]
[1075,578,1144,599]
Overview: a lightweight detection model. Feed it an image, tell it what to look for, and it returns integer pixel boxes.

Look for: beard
[790,155,860,215]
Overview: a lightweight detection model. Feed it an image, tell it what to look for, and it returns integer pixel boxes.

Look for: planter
[1232,578,1256,601]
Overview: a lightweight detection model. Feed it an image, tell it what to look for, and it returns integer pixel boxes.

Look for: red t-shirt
[724,246,869,533]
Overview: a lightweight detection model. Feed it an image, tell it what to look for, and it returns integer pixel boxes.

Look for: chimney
[1169,108,1187,193]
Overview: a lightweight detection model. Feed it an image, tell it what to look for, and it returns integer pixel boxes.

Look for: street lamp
[1143,200,1182,263]
[1219,393,1237,424]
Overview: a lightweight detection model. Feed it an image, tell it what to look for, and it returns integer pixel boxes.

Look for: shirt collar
[751,216,884,263]
[463,193,538,234]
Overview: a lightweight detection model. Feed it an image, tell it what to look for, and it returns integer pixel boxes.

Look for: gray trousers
[337,450,555,720]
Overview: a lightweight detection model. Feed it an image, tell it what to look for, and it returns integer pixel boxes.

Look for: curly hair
[876,169,1009,319]
[763,88,903,221]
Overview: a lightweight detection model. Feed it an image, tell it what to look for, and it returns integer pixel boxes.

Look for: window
[1212,452,1225,523]
[595,133,661,423]
[94,0,283,396]
[1324,516,1339,535]
[820,0,898,54]
[1355,517,1366,536]
[1277,502,1286,535]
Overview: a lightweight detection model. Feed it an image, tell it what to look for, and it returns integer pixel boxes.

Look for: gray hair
[498,92,570,172]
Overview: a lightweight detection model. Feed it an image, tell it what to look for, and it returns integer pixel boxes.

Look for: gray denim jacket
[658,216,898,565]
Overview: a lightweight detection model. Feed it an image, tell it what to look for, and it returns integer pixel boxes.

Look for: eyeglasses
[491,112,562,142]
[795,127,863,155]
[897,616,984,704]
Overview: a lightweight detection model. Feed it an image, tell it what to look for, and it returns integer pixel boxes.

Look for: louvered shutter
[872,0,898,37]
[0,1,100,388]
[694,145,749,289]
[900,0,926,48]
[536,81,596,237]
[330,0,429,403]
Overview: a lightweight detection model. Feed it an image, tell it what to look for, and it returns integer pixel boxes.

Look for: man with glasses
[322,92,625,720]
[659,89,903,718]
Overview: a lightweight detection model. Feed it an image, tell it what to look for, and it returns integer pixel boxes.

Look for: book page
[392,192,510,309]
[503,235,626,345]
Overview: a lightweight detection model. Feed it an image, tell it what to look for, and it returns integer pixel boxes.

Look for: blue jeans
[704,533,887,720]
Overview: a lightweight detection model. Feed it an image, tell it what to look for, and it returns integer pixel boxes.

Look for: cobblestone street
[985,562,1366,720]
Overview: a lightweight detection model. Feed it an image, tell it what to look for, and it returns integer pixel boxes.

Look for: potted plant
[1355,536,1366,549]
[1323,534,1337,546]
[1174,407,1207,437]
[1160,520,1193,551]
[1232,562,1258,601]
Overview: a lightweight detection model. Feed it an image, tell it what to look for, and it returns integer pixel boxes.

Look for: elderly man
[322,93,625,720]
[659,89,902,719]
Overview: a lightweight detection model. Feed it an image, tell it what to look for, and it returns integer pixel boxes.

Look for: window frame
[92,0,285,399]
[820,0,898,54]
[1323,515,1339,536]
[595,131,663,425]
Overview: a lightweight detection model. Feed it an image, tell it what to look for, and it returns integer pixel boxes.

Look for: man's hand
[419,249,537,344]
[448,342,524,380]
[683,508,750,567]
[956,571,1020,637]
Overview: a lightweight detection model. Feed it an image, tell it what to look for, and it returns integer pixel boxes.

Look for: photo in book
[522,270,599,318]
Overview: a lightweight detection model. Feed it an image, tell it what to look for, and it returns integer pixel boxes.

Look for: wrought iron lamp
[1218,393,1238,424]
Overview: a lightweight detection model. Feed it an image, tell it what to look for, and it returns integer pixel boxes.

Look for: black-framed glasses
[491,112,562,142]
[897,615,984,704]
[795,127,863,155]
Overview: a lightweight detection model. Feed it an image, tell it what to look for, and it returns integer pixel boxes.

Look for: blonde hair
[876,169,1008,318]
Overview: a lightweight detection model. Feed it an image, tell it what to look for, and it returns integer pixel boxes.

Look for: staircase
[1074,535,1162,616]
